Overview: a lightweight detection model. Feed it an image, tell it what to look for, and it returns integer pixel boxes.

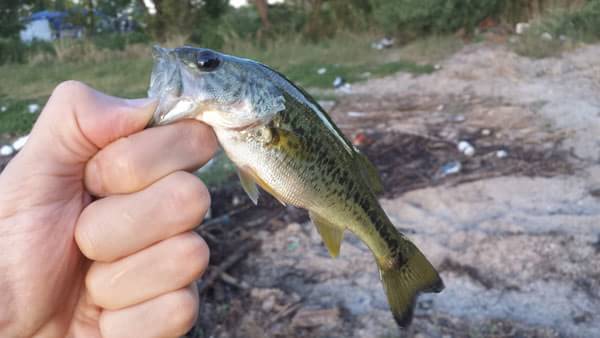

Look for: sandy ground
[197,43,600,338]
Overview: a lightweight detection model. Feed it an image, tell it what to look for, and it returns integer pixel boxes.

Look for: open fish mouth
[147,45,196,126]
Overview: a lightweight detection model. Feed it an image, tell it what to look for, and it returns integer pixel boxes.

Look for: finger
[85,119,217,197]
[99,283,199,338]
[76,171,210,262]
[27,81,156,165]
[86,231,208,310]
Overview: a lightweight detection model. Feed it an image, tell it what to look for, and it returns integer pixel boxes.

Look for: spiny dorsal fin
[238,169,259,205]
[309,211,344,258]
[355,151,383,195]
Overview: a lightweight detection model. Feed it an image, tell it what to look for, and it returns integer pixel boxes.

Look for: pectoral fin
[238,170,259,205]
[309,211,344,258]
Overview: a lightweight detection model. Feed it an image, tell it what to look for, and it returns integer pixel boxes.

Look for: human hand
[0,81,217,338]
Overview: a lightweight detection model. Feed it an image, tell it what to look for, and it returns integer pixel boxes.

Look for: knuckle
[166,287,199,333]
[51,80,88,99]
[101,139,140,193]
[173,232,210,281]
[164,173,210,221]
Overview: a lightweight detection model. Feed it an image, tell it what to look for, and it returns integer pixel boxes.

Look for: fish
[147,45,444,327]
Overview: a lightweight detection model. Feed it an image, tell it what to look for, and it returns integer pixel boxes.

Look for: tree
[139,0,228,41]
[253,0,271,33]
[0,0,24,39]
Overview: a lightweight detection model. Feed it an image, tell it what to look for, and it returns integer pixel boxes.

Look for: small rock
[316,67,327,75]
[515,22,530,35]
[458,140,475,156]
[291,307,340,328]
[12,135,29,151]
[287,222,301,232]
[481,129,491,136]
[541,32,553,41]
[27,103,40,113]
[437,104,445,111]
[434,64,442,70]
[1,145,14,156]
[496,150,508,158]
[261,295,276,312]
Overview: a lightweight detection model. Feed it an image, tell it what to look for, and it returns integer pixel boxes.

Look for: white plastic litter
[541,32,553,41]
[515,23,530,35]
[0,145,14,156]
[347,111,367,117]
[317,67,327,75]
[333,76,345,88]
[496,150,508,158]
[0,106,6,112]
[28,103,40,113]
[458,140,475,157]
[438,161,462,178]
[12,135,29,151]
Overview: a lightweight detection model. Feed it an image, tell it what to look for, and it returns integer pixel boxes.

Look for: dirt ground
[1,42,599,338]
[189,42,600,338]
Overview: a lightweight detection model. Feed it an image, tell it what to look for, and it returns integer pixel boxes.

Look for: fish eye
[195,51,221,72]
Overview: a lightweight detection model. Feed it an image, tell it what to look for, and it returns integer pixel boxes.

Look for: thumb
[25,81,156,166]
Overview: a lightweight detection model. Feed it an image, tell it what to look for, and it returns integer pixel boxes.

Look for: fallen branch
[220,272,250,290]
[197,239,261,294]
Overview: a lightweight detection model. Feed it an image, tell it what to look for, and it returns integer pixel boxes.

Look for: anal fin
[309,211,344,258]
[238,170,259,205]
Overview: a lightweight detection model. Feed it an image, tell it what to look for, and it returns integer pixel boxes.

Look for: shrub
[370,0,504,38]
[0,38,26,64]
[535,0,600,41]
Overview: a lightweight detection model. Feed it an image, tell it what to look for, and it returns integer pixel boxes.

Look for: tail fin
[377,241,444,327]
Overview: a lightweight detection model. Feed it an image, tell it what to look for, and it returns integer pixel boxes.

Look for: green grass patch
[513,1,600,58]
[0,100,41,134]
[0,33,442,135]
[196,151,237,188]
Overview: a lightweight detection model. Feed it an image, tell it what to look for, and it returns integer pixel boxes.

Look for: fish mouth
[147,45,197,126]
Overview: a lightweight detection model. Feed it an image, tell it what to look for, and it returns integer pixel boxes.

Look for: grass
[0,32,447,136]
[513,0,600,58]
[196,151,237,188]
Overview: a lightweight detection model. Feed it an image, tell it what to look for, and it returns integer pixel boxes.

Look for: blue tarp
[25,11,68,31]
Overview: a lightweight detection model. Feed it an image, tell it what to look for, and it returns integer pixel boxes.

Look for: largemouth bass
[147,45,444,327]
